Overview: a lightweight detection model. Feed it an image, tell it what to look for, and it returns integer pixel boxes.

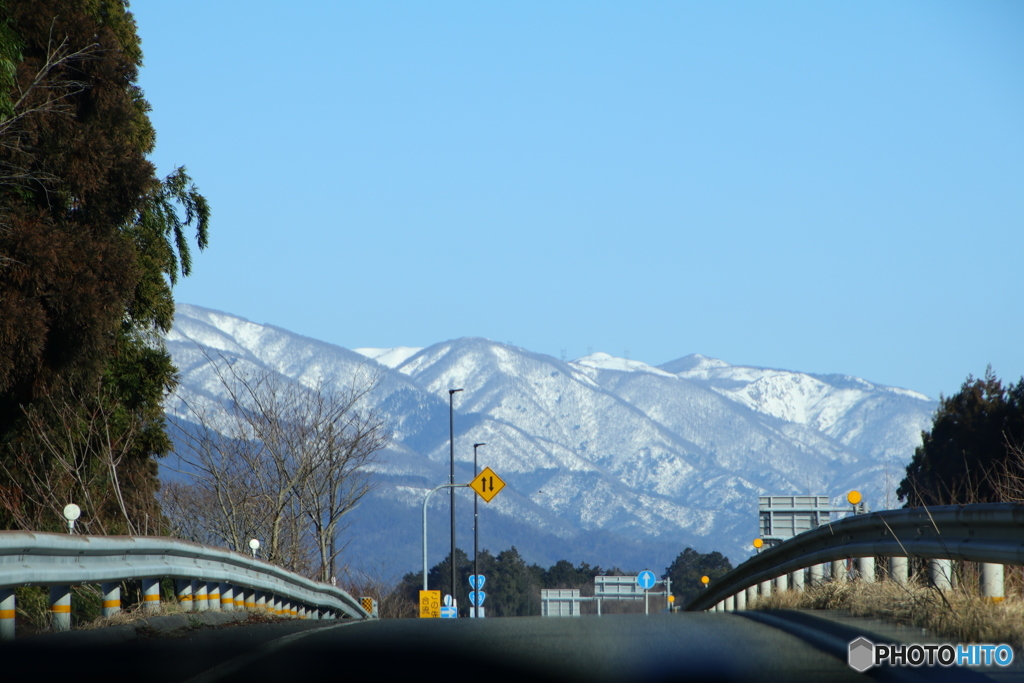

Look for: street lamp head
[474,442,486,449]
[449,388,463,395]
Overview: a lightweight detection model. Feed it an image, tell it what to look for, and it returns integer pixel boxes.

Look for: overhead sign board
[419,590,440,618]
[470,467,506,503]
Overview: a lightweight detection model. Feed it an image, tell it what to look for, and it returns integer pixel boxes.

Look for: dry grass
[752,575,1024,648]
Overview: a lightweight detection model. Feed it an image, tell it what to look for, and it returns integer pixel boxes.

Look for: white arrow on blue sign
[637,570,657,590]
[469,575,486,590]
[469,590,486,606]
[440,606,457,618]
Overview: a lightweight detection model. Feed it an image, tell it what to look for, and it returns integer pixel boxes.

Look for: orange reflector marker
[144,594,160,601]
[0,610,15,619]
[847,490,862,505]
[753,538,763,549]
[49,605,71,613]
[102,600,120,609]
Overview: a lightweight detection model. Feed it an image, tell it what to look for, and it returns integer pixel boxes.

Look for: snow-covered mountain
[164,304,936,578]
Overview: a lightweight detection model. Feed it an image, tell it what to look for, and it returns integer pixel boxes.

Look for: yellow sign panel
[419,590,441,618]
[470,467,506,503]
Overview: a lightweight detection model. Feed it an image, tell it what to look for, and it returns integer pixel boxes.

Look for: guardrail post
[256,590,266,612]
[830,560,847,583]
[0,588,15,640]
[101,582,120,617]
[176,579,193,610]
[724,595,735,611]
[142,578,161,611]
[734,589,746,610]
[981,563,1004,602]
[49,585,71,632]
[929,559,952,591]
[220,583,234,611]
[207,582,220,612]
[889,556,908,585]
[745,585,756,607]
[758,579,771,599]
[773,574,787,593]
[857,557,875,583]
[790,568,805,592]
[244,587,255,611]
[809,563,824,586]
[195,581,208,611]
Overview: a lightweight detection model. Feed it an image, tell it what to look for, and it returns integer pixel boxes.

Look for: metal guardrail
[0,531,370,637]
[686,503,1024,612]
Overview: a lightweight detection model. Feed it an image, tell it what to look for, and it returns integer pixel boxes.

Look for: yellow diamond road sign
[470,467,505,503]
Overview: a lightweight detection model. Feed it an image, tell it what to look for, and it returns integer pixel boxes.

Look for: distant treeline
[397,545,733,617]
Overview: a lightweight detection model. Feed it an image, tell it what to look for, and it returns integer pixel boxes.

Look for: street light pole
[448,388,463,611]
[473,442,486,616]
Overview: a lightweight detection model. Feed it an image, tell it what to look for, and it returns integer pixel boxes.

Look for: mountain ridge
[164,303,935,578]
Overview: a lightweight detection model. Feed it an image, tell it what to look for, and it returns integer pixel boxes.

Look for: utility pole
[448,388,463,611]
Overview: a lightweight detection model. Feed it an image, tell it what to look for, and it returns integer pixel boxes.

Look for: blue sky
[132,1,1023,400]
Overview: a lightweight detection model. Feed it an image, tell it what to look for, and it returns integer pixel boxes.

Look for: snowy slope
[164,305,936,575]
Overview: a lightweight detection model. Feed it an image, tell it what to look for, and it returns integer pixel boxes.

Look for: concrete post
[809,563,824,586]
[244,587,255,611]
[0,588,15,641]
[220,583,234,611]
[256,591,266,612]
[101,582,120,618]
[176,579,193,610]
[142,578,161,611]
[890,557,908,585]
[724,595,735,612]
[857,557,876,583]
[759,579,772,598]
[929,559,952,591]
[745,585,757,607]
[791,568,805,592]
[773,574,787,593]
[831,560,847,583]
[207,582,220,612]
[49,585,71,632]
[734,589,746,611]
[195,581,208,611]
[981,563,1005,602]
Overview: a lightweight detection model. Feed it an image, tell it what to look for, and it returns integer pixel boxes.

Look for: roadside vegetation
[751,568,1024,649]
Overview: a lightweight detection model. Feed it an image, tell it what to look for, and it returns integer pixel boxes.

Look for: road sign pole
[423,483,470,592]
[473,442,485,616]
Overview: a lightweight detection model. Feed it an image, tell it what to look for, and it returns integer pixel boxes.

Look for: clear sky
[132,1,1023,400]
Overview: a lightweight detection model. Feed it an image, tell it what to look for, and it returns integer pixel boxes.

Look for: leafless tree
[0,379,156,535]
[162,348,390,578]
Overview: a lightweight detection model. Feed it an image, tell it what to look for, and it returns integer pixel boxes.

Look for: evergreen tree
[664,547,732,608]
[897,368,1024,506]
[0,0,208,533]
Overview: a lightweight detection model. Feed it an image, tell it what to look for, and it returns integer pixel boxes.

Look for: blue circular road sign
[637,570,657,590]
